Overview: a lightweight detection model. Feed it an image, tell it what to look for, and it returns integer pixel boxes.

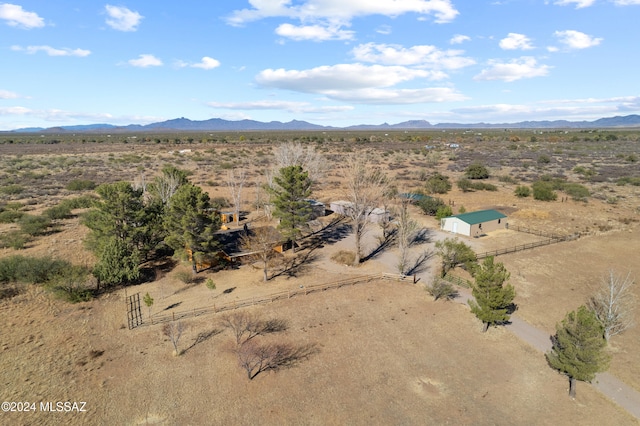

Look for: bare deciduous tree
[226,167,247,226]
[162,321,185,356]
[220,312,288,345]
[341,154,389,264]
[587,269,636,341]
[151,166,188,206]
[272,142,326,184]
[240,224,282,282]
[396,197,418,275]
[236,340,318,380]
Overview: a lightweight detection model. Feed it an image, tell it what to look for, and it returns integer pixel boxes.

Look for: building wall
[442,217,505,237]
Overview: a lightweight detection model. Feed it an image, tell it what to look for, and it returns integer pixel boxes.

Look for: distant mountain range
[8,114,640,133]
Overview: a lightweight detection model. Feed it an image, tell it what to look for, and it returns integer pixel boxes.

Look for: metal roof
[448,209,506,225]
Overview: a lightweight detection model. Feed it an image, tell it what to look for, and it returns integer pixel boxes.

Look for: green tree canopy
[546,306,610,398]
[268,165,312,253]
[92,237,141,288]
[434,238,477,278]
[468,256,516,332]
[163,183,221,271]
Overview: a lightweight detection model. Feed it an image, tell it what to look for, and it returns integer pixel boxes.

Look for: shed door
[452,221,458,234]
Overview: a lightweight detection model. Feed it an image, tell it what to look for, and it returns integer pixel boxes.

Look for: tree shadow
[410,228,433,246]
[238,341,320,380]
[405,249,435,276]
[182,328,223,355]
[300,217,352,250]
[360,228,397,263]
[162,302,182,311]
[270,249,320,279]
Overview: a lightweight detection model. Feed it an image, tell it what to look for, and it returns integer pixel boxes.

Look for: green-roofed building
[440,209,507,237]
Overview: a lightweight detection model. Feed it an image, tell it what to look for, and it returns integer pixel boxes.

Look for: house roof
[448,209,506,225]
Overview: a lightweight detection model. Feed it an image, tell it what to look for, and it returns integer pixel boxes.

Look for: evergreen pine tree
[163,183,221,272]
[268,165,312,253]
[468,256,516,332]
[546,306,610,398]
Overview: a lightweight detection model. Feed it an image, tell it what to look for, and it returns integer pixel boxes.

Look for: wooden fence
[441,273,472,288]
[138,272,410,328]
[476,227,580,260]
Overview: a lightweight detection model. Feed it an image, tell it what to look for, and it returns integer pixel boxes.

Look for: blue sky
[1,1,639,130]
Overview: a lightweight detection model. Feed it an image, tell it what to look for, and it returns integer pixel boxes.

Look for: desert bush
[537,154,551,164]
[43,204,72,220]
[426,278,458,301]
[0,231,30,250]
[457,178,473,192]
[0,255,71,285]
[0,184,25,195]
[417,197,446,216]
[532,181,557,201]
[18,214,51,236]
[205,278,216,290]
[331,250,355,266]
[0,209,24,223]
[464,163,489,179]
[514,185,531,198]
[210,196,230,209]
[435,205,453,220]
[424,173,452,194]
[616,176,640,186]
[175,270,194,284]
[66,179,96,191]
[563,183,590,201]
[498,175,518,184]
[46,265,93,303]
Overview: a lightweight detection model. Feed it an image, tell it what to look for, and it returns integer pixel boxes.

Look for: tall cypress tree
[268,165,312,253]
[546,306,610,398]
[468,256,516,332]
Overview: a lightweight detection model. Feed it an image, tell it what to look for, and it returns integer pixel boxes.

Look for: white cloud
[191,57,221,70]
[376,25,392,35]
[554,30,602,49]
[0,3,44,28]
[0,89,19,99]
[275,23,354,41]
[227,0,459,26]
[255,63,466,104]
[499,33,534,50]
[105,5,143,32]
[450,34,470,44]
[474,57,551,82]
[554,0,596,8]
[351,43,475,70]
[128,54,162,68]
[207,100,353,113]
[11,45,91,57]
[257,64,433,92]
[613,0,640,4]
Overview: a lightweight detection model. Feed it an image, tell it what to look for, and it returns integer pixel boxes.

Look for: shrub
[426,278,458,301]
[0,209,24,223]
[18,214,51,236]
[457,178,473,192]
[424,173,452,194]
[0,231,30,250]
[0,255,71,285]
[464,163,489,179]
[435,205,453,220]
[46,265,93,303]
[66,179,96,191]
[0,184,25,195]
[498,175,518,184]
[175,270,194,284]
[563,183,590,201]
[43,204,72,220]
[417,197,446,216]
[205,278,216,290]
[514,185,531,198]
[537,154,551,164]
[331,250,355,266]
[532,181,557,201]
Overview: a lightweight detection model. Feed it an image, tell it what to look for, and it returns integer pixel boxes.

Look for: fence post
[172,312,175,321]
